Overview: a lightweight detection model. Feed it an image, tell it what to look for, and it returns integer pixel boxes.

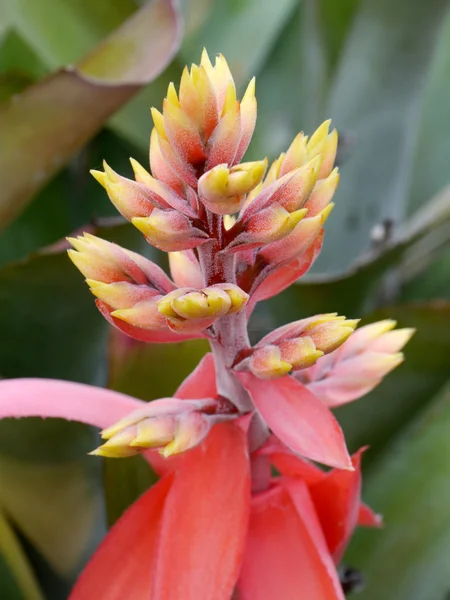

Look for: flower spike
[10,48,416,599]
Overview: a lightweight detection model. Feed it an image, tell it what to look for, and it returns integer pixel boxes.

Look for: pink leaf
[308,449,365,563]
[0,378,144,429]
[237,482,345,600]
[358,503,383,528]
[152,421,250,599]
[175,353,217,399]
[238,373,351,469]
[69,475,173,599]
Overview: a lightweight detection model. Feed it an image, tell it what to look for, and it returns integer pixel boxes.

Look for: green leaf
[0,221,157,589]
[108,60,183,151]
[336,303,450,459]
[316,0,360,72]
[0,555,25,600]
[0,509,43,600]
[346,381,450,600]
[316,0,449,273]
[256,185,450,336]
[0,130,148,268]
[246,0,360,162]
[0,456,105,583]
[0,29,48,99]
[408,12,450,215]
[108,332,209,401]
[103,456,158,527]
[4,0,136,69]
[181,0,298,87]
[0,0,181,230]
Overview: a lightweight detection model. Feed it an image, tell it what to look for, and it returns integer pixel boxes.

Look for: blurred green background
[1,0,450,598]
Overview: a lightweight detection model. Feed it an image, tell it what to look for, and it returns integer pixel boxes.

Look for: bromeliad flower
[0,50,412,599]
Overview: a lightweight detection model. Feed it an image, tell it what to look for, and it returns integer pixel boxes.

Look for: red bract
[0,50,410,598]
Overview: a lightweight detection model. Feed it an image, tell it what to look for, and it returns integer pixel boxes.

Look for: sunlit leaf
[4,0,136,69]
[0,0,181,230]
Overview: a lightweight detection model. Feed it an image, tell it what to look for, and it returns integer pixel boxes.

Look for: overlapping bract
[297,320,415,406]
[241,313,359,379]
[91,397,229,458]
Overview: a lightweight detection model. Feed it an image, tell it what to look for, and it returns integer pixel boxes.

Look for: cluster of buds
[68,50,410,466]
[59,49,416,600]
[297,319,415,406]
[157,284,248,332]
[237,314,359,379]
[91,397,235,458]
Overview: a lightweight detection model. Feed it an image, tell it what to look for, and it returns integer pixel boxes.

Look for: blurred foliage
[0,0,449,598]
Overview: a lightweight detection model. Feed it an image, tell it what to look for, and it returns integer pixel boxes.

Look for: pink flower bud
[169,250,204,288]
[259,204,333,268]
[234,78,257,164]
[297,320,415,407]
[149,128,185,195]
[163,91,207,167]
[243,314,359,379]
[90,163,156,221]
[241,160,319,220]
[132,209,209,252]
[205,101,242,169]
[67,233,175,292]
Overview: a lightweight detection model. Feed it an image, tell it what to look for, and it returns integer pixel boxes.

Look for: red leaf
[70,475,173,599]
[152,421,250,599]
[308,449,365,563]
[358,502,383,528]
[238,373,351,469]
[237,482,345,600]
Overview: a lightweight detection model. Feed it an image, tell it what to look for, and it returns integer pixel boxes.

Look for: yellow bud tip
[200,47,213,70]
[131,217,153,236]
[156,296,180,319]
[102,161,120,183]
[307,155,323,176]
[90,169,107,188]
[319,202,335,222]
[110,308,133,323]
[223,214,237,231]
[151,107,167,139]
[159,443,177,458]
[344,319,360,331]
[288,208,308,226]
[242,77,256,102]
[166,81,180,106]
